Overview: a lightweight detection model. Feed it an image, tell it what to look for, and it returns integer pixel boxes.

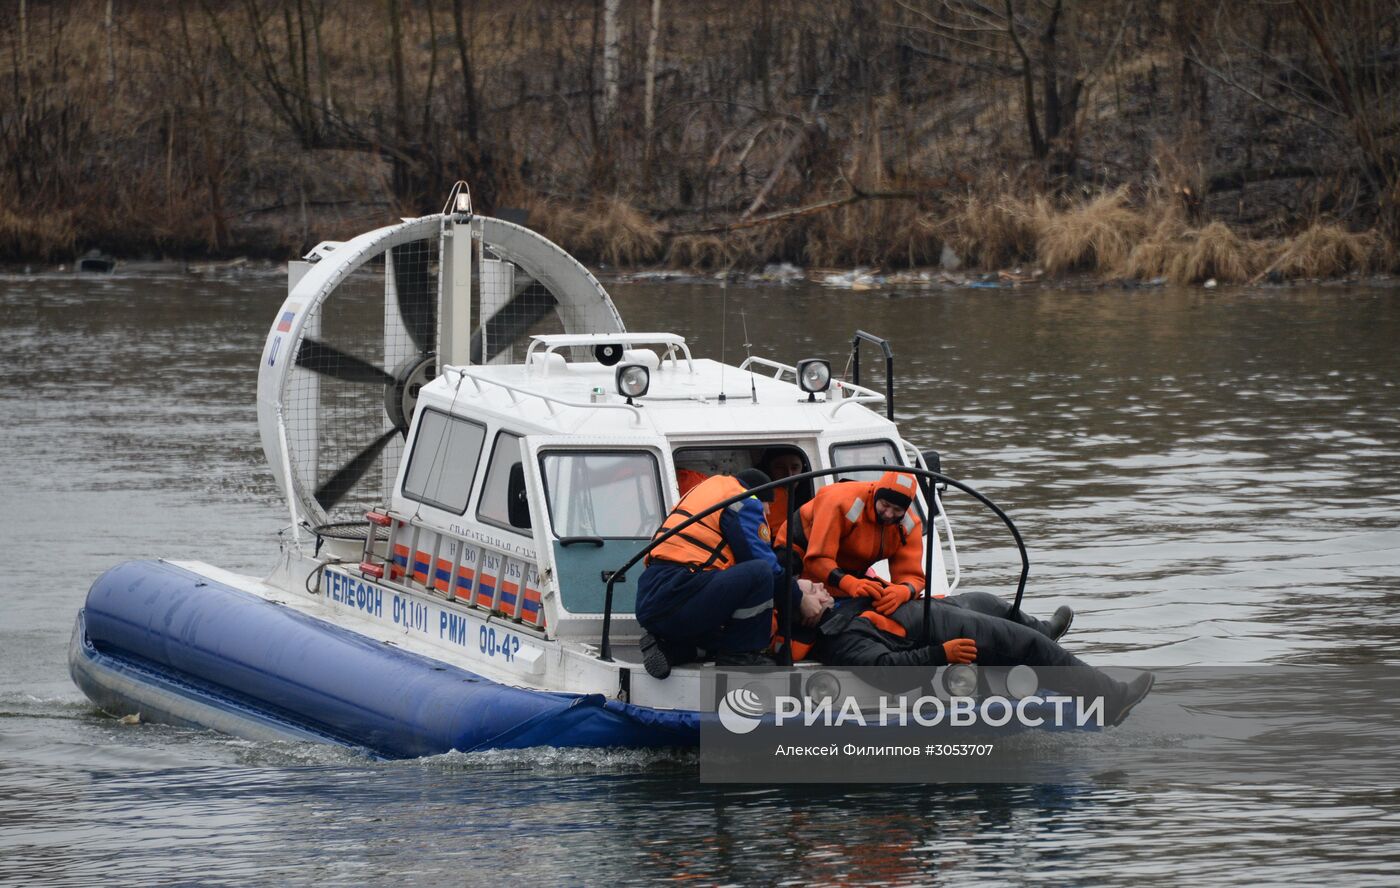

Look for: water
[2,271,1398,884]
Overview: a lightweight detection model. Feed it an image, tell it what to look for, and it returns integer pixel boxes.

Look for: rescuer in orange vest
[778,469,1073,639]
[636,469,826,679]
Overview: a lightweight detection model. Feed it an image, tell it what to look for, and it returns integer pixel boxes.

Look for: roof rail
[526,332,694,373]
[441,365,645,426]
[738,356,888,417]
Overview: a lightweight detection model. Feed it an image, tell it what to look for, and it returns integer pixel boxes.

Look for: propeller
[314,428,398,511]
[392,241,436,354]
[295,242,439,513]
[471,287,557,363]
[295,339,395,386]
[293,241,556,513]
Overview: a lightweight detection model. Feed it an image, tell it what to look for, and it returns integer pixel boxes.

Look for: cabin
[345,330,954,692]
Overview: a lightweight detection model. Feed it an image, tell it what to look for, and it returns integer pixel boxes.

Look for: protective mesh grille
[478,245,566,364]
[284,237,438,523]
[281,229,604,524]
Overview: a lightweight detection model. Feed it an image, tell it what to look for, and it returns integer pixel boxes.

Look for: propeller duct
[258,212,625,529]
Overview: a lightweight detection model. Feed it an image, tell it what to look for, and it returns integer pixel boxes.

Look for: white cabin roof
[417,333,894,439]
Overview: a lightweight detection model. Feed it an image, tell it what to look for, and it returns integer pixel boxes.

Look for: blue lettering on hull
[440,612,470,647]
[324,570,383,618]
[323,568,529,668]
[392,594,430,633]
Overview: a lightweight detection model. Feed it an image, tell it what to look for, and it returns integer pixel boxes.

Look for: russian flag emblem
[277,310,296,332]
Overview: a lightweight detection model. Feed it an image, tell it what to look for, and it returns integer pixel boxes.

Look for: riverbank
[11,249,1393,296]
[4,2,1396,279]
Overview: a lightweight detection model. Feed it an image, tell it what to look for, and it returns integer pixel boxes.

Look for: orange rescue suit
[775,470,925,596]
[647,475,747,571]
[771,471,924,662]
[675,468,710,498]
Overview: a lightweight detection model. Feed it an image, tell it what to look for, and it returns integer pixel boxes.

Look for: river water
[2,271,1398,884]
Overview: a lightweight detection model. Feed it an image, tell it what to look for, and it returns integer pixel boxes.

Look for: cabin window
[830,439,902,481]
[539,450,664,539]
[401,409,486,514]
[478,432,526,532]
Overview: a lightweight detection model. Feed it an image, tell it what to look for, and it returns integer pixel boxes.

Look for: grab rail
[739,355,889,417]
[850,330,895,421]
[598,464,1030,662]
[442,364,644,426]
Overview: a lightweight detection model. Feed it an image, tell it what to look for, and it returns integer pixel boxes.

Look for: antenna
[718,255,730,402]
[741,308,757,403]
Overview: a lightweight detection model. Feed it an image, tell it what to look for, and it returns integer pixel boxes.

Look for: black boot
[714,650,777,669]
[639,633,672,679]
[1106,672,1154,726]
[1048,606,1074,641]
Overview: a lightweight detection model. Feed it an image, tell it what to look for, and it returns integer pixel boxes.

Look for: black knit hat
[736,468,774,502]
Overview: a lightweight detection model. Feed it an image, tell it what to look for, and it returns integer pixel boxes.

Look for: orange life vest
[770,612,815,661]
[647,475,747,570]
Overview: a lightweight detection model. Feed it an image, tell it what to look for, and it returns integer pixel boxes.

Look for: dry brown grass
[1036,189,1150,275]
[0,203,77,262]
[1378,236,1400,273]
[1272,223,1378,278]
[577,196,664,268]
[946,194,1040,268]
[666,233,734,270]
[1119,213,1189,279]
[1165,222,1264,283]
[801,199,941,268]
[514,195,589,254]
[514,192,665,267]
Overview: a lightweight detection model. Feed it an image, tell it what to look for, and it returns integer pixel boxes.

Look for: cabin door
[520,436,676,635]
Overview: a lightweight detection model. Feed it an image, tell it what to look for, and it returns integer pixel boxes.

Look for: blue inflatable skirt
[69,560,700,758]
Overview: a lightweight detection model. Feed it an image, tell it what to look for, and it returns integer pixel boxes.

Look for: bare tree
[1191,0,1400,232]
[603,0,621,124]
[895,0,1133,173]
[643,0,661,178]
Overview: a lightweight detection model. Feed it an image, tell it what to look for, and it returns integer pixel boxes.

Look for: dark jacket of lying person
[811,598,1154,726]
[636,470,805,679]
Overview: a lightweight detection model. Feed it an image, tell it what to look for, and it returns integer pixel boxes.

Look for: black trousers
[942,590,1054,637]
[812,599,1125,703]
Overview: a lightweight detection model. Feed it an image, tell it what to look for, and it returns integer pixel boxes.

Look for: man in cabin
[758,447,807,536]
[637,469,827,679]
[776,469,1074,639]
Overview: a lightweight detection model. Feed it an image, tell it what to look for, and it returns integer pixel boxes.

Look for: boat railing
[598,464,1031,663]
[737,356,888,414]
[526,332,695,373]
[441,365,645,426]
[850,330,896,421]
[903,440,962,594]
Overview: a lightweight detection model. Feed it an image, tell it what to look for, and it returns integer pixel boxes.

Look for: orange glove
[872,584,914,615]
[942,638,977,664]
[837,575,887,599]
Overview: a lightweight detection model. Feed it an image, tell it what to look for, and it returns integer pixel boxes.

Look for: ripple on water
[2,279,1399,884]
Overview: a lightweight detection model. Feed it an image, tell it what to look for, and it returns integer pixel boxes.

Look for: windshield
[830,439,902,481]
[540,450,664,539]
